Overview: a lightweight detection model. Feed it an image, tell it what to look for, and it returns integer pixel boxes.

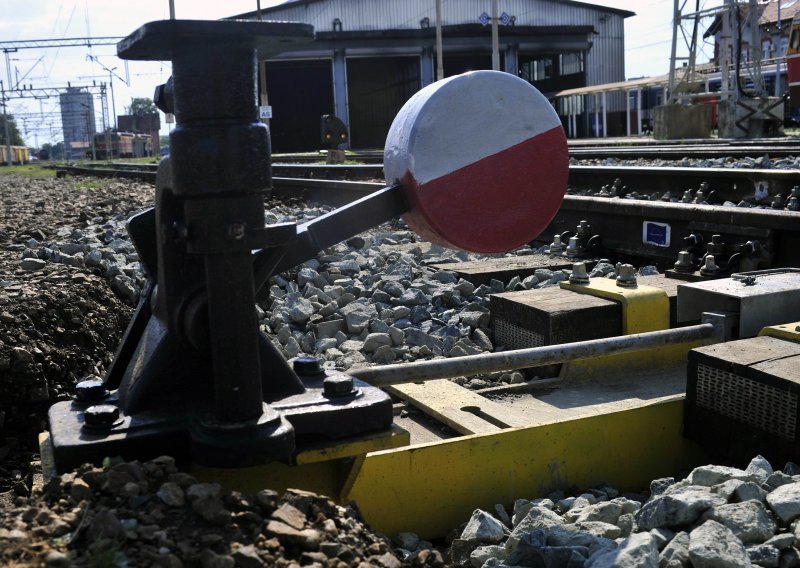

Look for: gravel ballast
[2,173,796,566]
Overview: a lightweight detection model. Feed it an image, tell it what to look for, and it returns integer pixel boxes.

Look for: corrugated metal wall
[262,0,627,86]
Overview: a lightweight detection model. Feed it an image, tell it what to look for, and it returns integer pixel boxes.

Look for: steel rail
[349,322,720,387]
[568,165,800,199]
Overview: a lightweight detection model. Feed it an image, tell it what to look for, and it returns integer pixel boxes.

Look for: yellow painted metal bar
[558,279,679,379]
[192,424,409,498]
[560,279,669,334]
[388,379,530,435]
[344,397,708,540]
[759,322,800,343]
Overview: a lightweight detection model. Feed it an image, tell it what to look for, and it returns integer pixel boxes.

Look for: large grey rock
[688,520,752,567]
[510,506,565,538]
[341,301,377,333]
[713,479,746,501]
[701,500,777,543]
[545,526,616,556]
[649,478,677,499]
[19,258,47,272]
[460,509,506,544]
[371,344,396,364]
[649,528,675,551]
[469,545,506,568]
[659,531,690,568]
[286,293,315,324]
[314,319,346,339]
[362,333,391,352]
[635,489,726,530]
[745,456,774,484]
[746,544,780,567]
[734,482,768,504]
[573,521,621,540]
[766,482,800,524]
[572,501,624,525]
[505,530,586,567]
[688,465,752,487]
[586,532,658,568]
[764,534,795,550]
[764,472,795,492]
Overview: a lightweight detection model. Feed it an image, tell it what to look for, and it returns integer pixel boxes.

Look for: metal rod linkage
[350,323,720,387]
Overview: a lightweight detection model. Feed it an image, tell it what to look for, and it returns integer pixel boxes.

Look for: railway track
[55,160,800,269]
[567,137,800,159]
[59,160,800,206]
[269,177,800,270]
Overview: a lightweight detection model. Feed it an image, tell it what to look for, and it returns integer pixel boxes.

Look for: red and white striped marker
[384,70,568,253]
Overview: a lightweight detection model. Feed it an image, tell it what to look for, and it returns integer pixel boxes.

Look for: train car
[786,13,800,122]
[132,133,152,158]
[93,131,136,159]
[0,145,31,164]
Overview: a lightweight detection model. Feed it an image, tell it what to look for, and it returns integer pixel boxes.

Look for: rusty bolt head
[323,374,355,398]
[83,404,120,429]
[75,377,107,402]
[293,356,323,376]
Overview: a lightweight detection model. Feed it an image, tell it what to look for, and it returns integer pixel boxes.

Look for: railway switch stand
[46,22,569,472]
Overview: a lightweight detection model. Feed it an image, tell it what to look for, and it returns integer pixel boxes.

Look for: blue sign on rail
[478,11,490,26]
[500,12,511,25]
[643,221,671,247]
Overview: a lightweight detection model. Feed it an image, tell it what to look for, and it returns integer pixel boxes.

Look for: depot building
[233,0,632,152]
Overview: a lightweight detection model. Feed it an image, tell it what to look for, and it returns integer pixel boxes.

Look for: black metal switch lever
[47,19,404,471]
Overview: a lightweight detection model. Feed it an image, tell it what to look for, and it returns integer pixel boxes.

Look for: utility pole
[775,0,782,97]
[1,81,12,166]
[491,0,500,71]
[435,0,444,80]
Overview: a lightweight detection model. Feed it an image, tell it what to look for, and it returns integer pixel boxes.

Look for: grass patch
[0,163,57,178]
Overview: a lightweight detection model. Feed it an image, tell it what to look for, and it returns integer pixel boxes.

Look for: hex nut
[83,404,120,429]
[323,374,355,398]
[75,377,108,402]
[293,356,323,376]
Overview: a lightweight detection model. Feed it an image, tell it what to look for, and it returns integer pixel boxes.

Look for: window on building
[559,52,584,76]
[520,56,556,82]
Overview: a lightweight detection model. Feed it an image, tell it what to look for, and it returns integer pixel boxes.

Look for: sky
[0,0,724,147]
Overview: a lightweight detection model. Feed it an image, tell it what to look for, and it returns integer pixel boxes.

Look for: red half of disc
[400,125,568,253]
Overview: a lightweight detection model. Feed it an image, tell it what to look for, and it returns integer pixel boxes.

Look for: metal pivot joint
[47,20,400,471]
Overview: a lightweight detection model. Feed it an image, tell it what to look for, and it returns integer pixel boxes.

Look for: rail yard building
[233,0,633,151]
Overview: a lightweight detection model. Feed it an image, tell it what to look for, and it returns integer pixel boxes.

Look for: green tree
[126,97,157,116]
[0,114,25,146]
[39,142,65,160]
